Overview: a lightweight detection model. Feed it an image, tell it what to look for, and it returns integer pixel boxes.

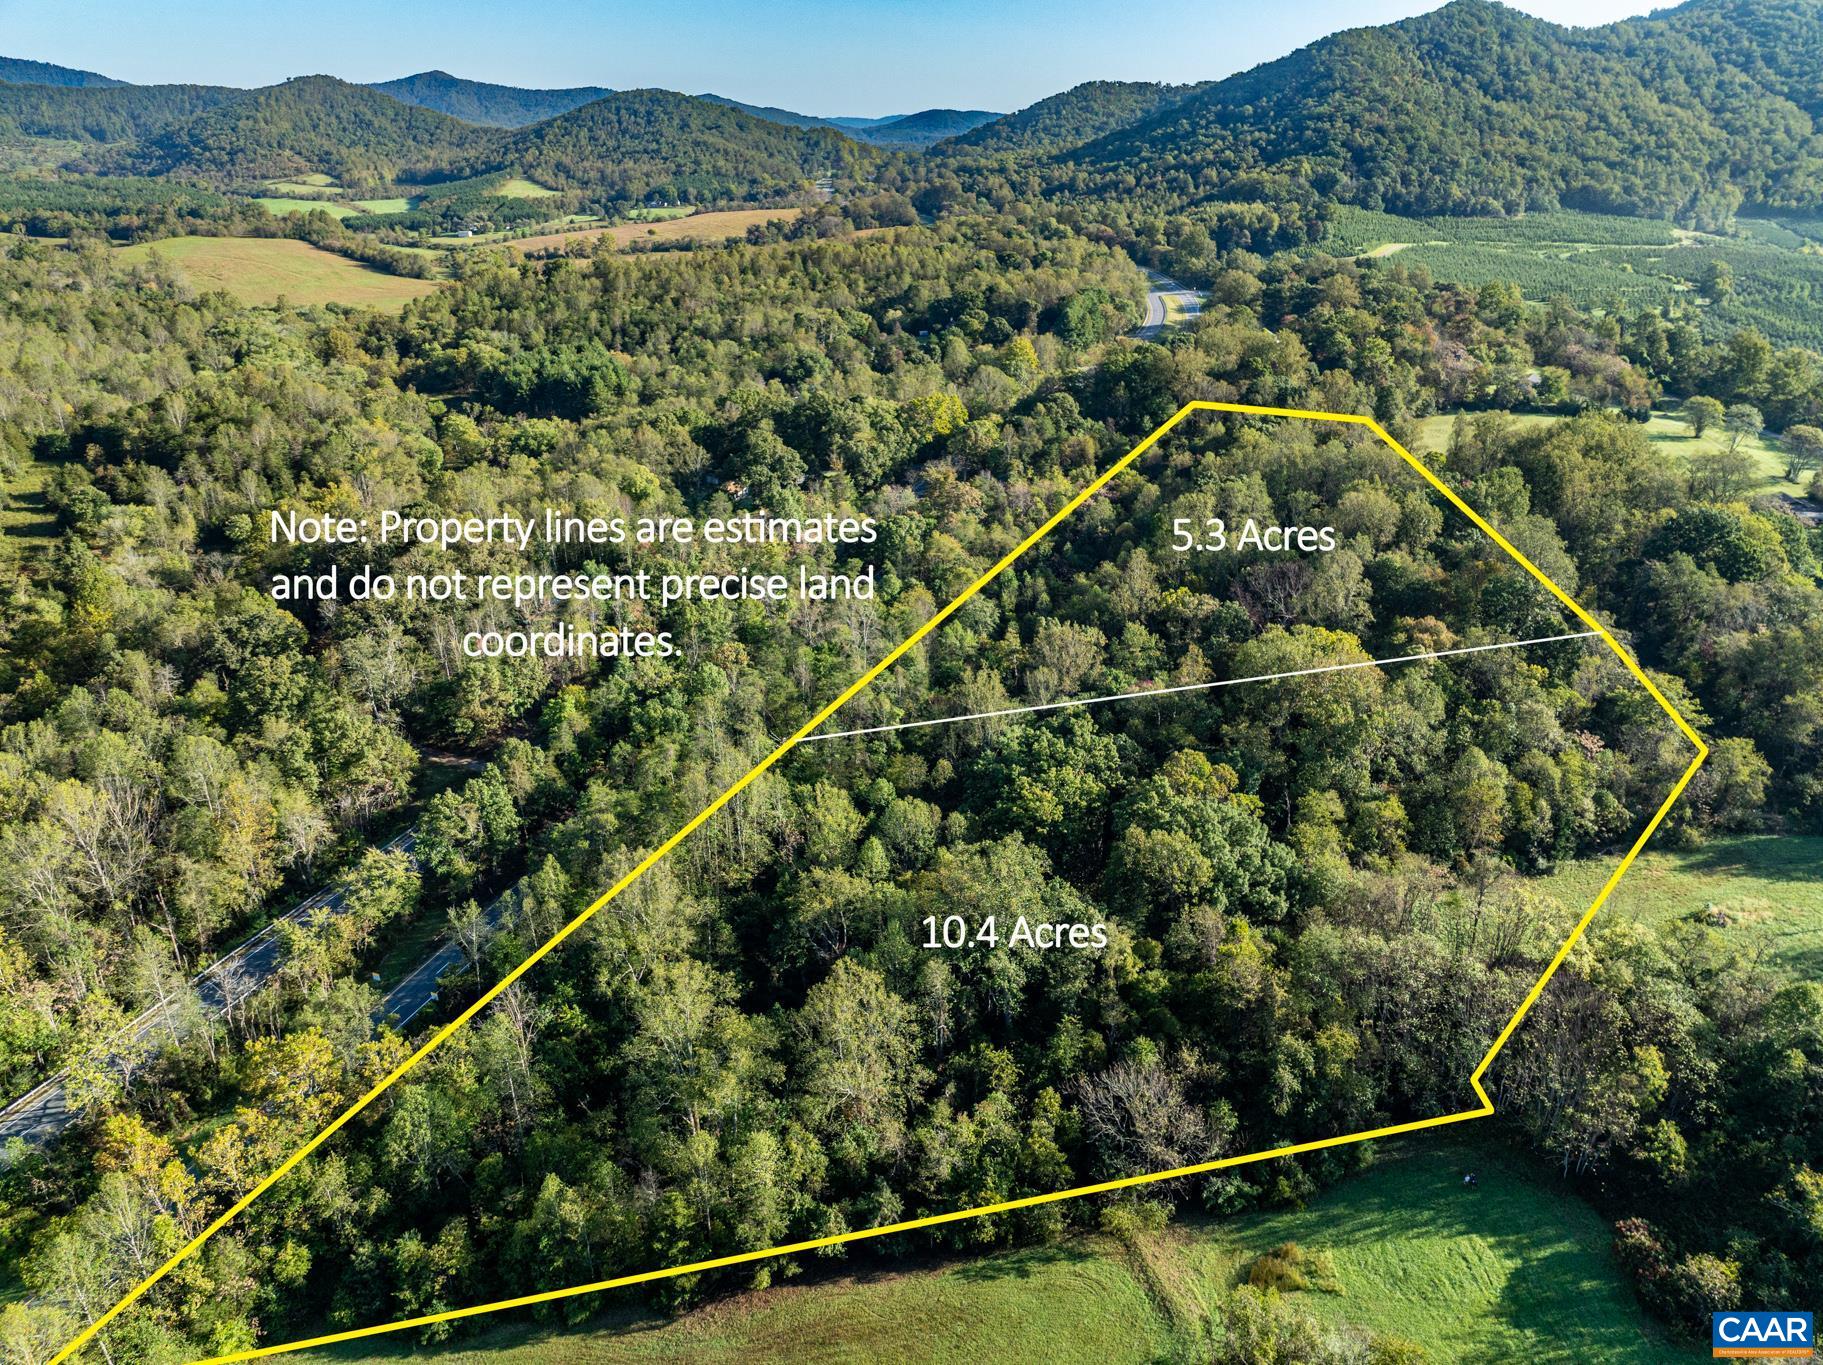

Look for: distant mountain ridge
[6,0,1822,225]
[696,94,874,130]
[937,81,1205,154]
[0,68,872,203]
[499,88,876,198]
[0,56,123,88]
[863,108,999,148]
[119,75,496,186]
[697,94,1000,145]
[369,71,613,127]
[0,80,241,144]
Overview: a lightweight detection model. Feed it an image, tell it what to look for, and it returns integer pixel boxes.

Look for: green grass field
[494,177,558,199]
[1637,415,1807,498]
[298,1245,1169,1365]
[1176,1141,1695,1362]
[255,197,359,218]
[1414,410,1806,498]
[509,208,805,255]
[355,197,413,214]
[1540,834,1823,981]
[262,176,341,198]
[114,236,439,309]
[296,1139,1690,1364]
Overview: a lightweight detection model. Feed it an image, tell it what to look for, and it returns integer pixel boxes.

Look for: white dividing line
[801,630,1602,743]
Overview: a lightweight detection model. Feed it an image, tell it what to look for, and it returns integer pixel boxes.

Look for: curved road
[1136,270,1204,340]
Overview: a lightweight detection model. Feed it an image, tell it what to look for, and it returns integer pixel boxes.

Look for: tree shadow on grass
[1487,1242,1698,1363]
[1773,943,1823,981]
[950,1242,1098,1284]
[1670,834,1823,884]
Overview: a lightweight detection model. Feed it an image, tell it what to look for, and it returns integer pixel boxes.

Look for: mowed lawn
[114,237,440,309]
[262,175,341,197]
[1541,833,1823,981]
[510,207,806,255]
[297,1139,1690,1364]
[298,1243,1168,1365]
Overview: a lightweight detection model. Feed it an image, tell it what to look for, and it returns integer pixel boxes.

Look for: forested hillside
[0,80,240,146]
[116,76,500,187]
[0,58,123,89]
[9,0,1823,226]
[695,99,999,145]
[2,203,1819,1358]
[858,108,1000,148]
[937,81,1204,156]
[498,89,874,198]
[369,71,614,128]
[695,94,867,130]
[1628,0,1823,118]
[1050,0,1823,223]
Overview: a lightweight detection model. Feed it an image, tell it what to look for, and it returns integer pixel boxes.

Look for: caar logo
[1713,1311,1813,1358]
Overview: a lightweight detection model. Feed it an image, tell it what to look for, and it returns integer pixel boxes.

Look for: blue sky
[2,0,1664,116]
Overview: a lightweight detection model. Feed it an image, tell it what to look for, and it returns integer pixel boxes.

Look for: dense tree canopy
[0,199,1816,1358]
[1,4,1822,1356]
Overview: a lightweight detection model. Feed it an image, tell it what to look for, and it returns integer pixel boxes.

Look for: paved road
[0,831,416,1148]
[1135,270,1204,340]
[377,893,511,1030]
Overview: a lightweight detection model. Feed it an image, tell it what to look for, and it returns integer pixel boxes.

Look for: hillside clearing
[114,237,439,309]
[262,176,341,198]
[494,177,558,198]
[256,197,358,218]
[0,448,60,561]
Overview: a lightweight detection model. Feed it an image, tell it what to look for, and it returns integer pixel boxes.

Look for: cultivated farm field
[1325,207,1823,350]
[255,197,359,217]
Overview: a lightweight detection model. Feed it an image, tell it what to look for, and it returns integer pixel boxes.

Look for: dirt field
[509,207,807,255]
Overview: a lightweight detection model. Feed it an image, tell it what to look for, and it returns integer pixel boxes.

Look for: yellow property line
[51,401,1705,1365]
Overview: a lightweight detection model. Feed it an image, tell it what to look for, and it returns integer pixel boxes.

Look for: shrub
[1247,1241,1311,1292]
